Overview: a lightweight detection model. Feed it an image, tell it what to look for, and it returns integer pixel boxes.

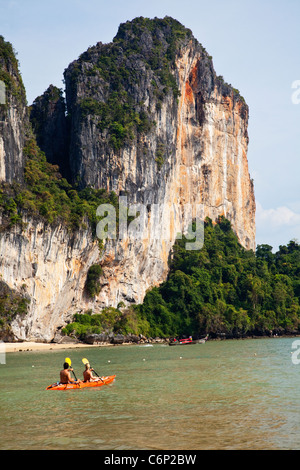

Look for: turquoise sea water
[0,337,300,450]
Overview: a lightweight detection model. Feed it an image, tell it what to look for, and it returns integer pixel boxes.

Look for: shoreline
[3,341,131,353]
[4,333,300,353]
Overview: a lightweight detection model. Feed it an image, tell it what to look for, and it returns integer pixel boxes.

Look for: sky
[0,0,299,251]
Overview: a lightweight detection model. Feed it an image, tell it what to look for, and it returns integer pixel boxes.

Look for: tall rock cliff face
[64,17,255,251]
[0,218,99,341]
[0,36,27,183]
[0,18,256,341]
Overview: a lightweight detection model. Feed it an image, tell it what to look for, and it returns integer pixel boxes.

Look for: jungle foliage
[61,306,150,339]
[136,217,300,338]
[0,136,118,232]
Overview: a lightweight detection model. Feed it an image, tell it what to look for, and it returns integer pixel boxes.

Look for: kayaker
[83,362,99,382]
[60,362,79,384]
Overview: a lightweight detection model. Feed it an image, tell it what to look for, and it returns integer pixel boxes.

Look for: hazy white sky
[1,0,299,250]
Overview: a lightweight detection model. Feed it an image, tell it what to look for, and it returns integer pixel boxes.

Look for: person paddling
[83,362,99,382]
[60,362,80,384]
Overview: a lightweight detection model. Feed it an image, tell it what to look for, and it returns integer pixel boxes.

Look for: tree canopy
[136,217,300,338]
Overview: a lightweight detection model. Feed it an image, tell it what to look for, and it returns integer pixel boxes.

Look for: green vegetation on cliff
[68,16,192,151]
[61,306,149,339]
[0,136,118,231]
[136,217,300,338]
[85,264,103,298]
[0,35,26,108]
[113,15,190,99]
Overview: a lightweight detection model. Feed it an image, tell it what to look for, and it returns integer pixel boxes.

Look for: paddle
[65,357,78,382]
[82,357,104,382]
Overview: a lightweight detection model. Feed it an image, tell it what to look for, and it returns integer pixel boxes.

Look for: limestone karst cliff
[0,17,256,341]
[62,17,255,250]
[0,218,99,341]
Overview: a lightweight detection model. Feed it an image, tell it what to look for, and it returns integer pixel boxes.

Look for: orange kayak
[46,375,116,390]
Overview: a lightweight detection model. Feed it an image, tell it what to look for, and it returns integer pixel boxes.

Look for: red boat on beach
[169,335,208,346]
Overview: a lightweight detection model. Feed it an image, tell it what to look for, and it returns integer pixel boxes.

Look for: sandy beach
[3,339,160,353]
[3,341,106,353]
